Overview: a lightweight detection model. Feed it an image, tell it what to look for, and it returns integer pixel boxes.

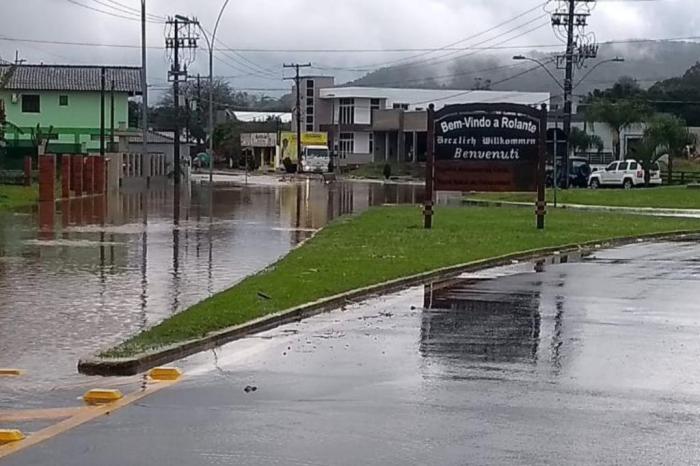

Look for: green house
[0,64,142,157]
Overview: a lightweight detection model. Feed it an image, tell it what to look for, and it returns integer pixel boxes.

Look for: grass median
[104,205,700,357]
[0,185,37,212]
[467,186,700,210]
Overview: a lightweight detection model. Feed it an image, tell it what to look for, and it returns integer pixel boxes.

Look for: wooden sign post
[424,103,547,229]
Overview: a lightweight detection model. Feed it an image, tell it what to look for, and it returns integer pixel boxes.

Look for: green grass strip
[468,186,700,210]
[104,205,700,357]
[0,185,37,212]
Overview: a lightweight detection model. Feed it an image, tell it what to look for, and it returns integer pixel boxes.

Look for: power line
[2,34,700,53]
[409,63,549,105]
[352,2,549,70]
[97,0,165,20]
[63,0,164,23]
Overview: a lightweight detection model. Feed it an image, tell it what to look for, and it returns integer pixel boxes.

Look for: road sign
[433,103,545,192]
[424,102,548,229]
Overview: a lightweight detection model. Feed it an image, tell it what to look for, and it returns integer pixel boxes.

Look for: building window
[307,80,314,88]
[339,98,354,125]
[392,103,409,110]
[339,132,354,159]
[307,88,314,99]
[306,124,314,132]
[306,106,314,116]
[370,99,381,111]
[59,95,69,106]
[306,115,314,124]
[369,133,374,155]
[22,94,40,113]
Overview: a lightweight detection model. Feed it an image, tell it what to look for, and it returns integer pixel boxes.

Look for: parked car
[546,157,592,188]
[588,159,645,189]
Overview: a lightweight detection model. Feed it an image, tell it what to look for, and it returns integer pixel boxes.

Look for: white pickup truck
[588,159,651,189]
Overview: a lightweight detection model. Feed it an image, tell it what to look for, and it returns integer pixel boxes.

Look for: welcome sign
[433,103,545,192]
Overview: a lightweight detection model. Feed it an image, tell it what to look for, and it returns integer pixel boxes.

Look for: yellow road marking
[0,379,179,460]
[0,407,84,423]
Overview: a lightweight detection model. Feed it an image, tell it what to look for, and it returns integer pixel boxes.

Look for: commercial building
[292,76,550,166]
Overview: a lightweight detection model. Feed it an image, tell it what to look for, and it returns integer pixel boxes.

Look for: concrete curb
[463,198,700,216]
[78,230,700,376]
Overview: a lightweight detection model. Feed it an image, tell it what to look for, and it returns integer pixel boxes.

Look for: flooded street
[5,240,700,465]
[0,179,423,392]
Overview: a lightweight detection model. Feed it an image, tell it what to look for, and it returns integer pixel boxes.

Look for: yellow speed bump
[0,430,25,444]
[83,389,124,405]
[148,367,183,381]
[0,369,23,377]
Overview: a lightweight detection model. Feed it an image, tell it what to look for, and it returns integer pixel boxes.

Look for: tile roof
[0,65,142,94]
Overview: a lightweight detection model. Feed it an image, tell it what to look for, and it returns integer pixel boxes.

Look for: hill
[348,41,700,96]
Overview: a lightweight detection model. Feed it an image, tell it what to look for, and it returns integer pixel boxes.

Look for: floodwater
[5,241,700,465]
[0,179,423,391]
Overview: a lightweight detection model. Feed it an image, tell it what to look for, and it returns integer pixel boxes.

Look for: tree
[643,114,697,183]
[150,79,290,149]
[588,76,644,101]
[585,98,651,159]
[569,127,604,154]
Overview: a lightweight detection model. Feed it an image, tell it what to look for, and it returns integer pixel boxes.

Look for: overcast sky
[1,0,698,99]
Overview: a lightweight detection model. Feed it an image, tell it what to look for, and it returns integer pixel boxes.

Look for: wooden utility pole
[284,63,311,168]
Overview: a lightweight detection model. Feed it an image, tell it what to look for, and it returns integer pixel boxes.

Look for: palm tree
[585,98,651,160]
[644,114,697,184]
[570,127,605,155]
[629,136,662,185]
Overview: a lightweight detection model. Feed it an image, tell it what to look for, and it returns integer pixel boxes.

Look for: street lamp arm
[213,0,231,40]
[207,0,232,184]
[574,58,624,89]
[513,56,563,90]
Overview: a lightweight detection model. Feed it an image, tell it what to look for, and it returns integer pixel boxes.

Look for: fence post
[61,155,71,198]
[23,156,32,186]
[38,154,56,202]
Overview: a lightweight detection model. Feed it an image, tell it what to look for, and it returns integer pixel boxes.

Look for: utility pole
[196,73,203,146]
[551,0,597,188]
[110,79,115,148]
[14,51,26,65]
[284,63,311,169]
[166,15,199,186]
[141,0,148,182]
[100,67,106,156]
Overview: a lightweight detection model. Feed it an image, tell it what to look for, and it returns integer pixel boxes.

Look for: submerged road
[4,240,700,465]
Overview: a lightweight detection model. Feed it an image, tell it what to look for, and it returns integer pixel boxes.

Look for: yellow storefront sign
[279,132,328,161]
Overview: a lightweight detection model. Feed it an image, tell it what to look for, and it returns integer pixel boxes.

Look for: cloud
[1,0,698,97]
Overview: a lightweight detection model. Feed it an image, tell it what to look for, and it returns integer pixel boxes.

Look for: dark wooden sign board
[424,102,548,229]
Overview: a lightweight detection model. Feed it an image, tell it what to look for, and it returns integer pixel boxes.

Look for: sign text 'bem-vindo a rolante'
[433,103,544,192]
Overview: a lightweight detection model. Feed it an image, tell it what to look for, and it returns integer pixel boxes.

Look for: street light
[512,55,564,90]
[574,57,625,88]
[198,0,232,185]
[513,55,624,189]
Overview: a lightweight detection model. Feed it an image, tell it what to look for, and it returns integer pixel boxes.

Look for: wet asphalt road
[5,241,700,465]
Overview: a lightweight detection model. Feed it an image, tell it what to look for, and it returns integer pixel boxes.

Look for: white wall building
[292,76,550,166]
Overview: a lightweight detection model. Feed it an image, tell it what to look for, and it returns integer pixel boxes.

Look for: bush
[383,163,392,180]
